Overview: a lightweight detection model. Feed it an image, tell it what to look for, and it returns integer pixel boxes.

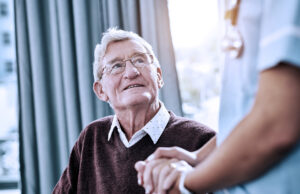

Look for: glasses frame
[99,53,154,80]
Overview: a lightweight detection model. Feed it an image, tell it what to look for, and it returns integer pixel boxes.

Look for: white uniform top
[217,0,300,193]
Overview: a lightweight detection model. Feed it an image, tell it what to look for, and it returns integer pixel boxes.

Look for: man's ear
[93,81,109,102]
[156,67,164,89]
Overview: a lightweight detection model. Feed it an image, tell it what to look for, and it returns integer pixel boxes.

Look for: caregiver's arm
[185,63,300,193]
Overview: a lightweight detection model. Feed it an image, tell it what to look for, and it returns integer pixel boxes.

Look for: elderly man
[52,28,215,194]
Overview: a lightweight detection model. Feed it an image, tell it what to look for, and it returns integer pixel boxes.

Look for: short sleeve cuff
[258,26,300,71]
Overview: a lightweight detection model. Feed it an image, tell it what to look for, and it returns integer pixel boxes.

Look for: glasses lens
[132,53,151,67]
[109,62,125,75]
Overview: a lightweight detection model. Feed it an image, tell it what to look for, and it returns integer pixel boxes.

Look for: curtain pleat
[15,0,41,192]
[15,0,182,193]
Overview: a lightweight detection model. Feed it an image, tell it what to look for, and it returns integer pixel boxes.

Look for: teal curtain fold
[15,0,182,193]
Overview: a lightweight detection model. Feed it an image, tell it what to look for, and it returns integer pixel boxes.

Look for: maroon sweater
[53,112,215,194]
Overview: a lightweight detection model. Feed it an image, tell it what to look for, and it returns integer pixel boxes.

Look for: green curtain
[15,0,182,193]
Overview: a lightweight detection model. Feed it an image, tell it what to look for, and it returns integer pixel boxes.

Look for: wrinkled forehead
[103,39,148,64]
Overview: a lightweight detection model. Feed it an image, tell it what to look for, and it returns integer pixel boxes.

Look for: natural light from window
[0,0,20,193]
[168,0,221,131]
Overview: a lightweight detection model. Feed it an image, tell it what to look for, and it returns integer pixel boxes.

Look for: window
[0,75,19,193]
[0,0,20,194]
[5,61,13,73]
[168,0,221,131]
[0,2,8,16]
[2,32,10,45]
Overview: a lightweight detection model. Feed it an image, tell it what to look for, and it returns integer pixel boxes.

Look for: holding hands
[135,147,196,194]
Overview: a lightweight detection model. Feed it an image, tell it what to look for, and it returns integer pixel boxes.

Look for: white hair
[93,28,160,81]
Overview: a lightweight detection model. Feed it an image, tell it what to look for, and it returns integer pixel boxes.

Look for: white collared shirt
[107,102,170,148]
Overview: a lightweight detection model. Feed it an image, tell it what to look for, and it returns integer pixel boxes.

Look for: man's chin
[123,94,153,106]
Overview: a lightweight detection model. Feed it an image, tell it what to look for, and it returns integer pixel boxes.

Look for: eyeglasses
[100,53,153,79]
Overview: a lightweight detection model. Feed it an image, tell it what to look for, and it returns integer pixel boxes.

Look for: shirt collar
[107,102,170,144]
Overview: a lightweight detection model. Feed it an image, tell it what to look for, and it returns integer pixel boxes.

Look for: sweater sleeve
[52,137,82,194]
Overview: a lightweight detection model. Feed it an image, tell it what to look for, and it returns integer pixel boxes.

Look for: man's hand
[135,158,193,194]
[135,146,196,193]
[135,137,216,193]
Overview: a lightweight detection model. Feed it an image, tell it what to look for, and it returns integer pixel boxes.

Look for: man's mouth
[124,84,144,90]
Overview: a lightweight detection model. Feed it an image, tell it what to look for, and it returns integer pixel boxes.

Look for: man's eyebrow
[107,52,145,65]
[107,57,123,65]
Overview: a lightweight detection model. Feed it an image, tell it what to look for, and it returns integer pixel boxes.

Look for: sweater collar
[107,102,170,146]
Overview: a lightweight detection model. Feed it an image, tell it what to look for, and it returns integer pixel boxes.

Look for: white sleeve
[258,0,300,71]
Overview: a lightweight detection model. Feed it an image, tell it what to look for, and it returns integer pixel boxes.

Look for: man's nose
[123,60,140,78]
